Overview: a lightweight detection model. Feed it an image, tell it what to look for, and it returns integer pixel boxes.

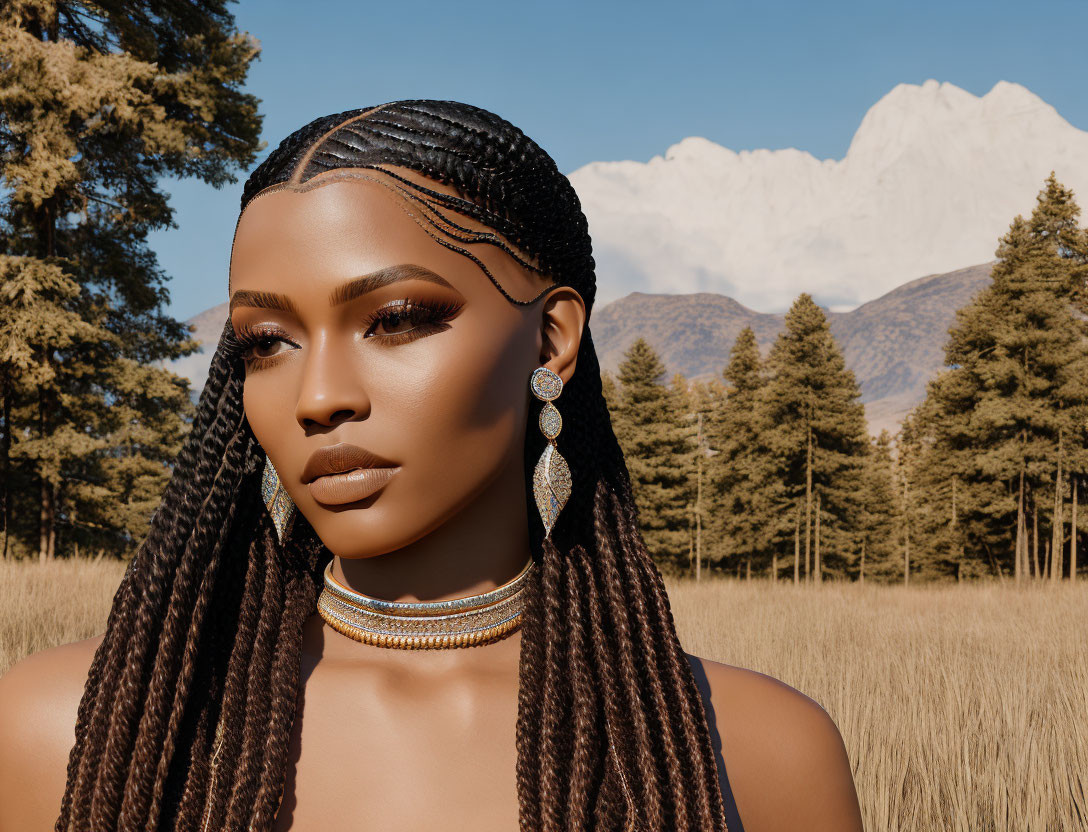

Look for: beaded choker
[316,558,535,649]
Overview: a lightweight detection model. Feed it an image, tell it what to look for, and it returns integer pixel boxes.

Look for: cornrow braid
[55,100,730,831]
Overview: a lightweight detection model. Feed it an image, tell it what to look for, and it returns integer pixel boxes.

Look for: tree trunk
[1044,539,1051,583]
[814,491,822,584]
[38,479,54,563]
[745,557,751,581]
[793,502,800,585]
[804,423,813,583]
[1015,468,1025,583]
[860,538,866,584]
[904,522,910,586]
[1051,432,1064,583]
[903,468,910,586]
[1,381,9,561]
[47,485,57,560]
[34,197,57,564]
[1032,500,1040,580]
[696,417,703,582]
[1071,477,1078,582]
[951,476,958,570]
[772,551,778,584]
[688,518,694,576]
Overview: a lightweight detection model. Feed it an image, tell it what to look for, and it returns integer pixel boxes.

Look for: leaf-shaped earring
[530,367,571,539]
[261,455,296,544]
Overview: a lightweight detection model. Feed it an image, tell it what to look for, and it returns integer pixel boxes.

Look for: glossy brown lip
[302,443,398,483]
[308,466,400,506]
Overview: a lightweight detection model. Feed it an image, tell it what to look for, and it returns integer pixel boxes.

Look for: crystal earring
[261,455,296,544]
[530,367,571,539]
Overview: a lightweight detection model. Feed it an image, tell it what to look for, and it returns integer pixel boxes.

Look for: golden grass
[666,577,1088,832]
[0,558,125,676]
[1,559,1084,830]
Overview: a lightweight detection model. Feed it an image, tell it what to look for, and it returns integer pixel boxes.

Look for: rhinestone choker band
[316,558,536,649]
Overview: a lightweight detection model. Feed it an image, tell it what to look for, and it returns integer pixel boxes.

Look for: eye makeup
[232,294,465,370]
[360,297,464,346]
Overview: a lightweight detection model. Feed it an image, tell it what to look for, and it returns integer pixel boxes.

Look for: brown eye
[363,298,462,344]
[234,325,297,368]
[250,336,289,359]
[372,306,413,336]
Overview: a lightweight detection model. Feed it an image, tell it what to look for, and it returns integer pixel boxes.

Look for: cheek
[395,317,534,473]
[242,371,299,463]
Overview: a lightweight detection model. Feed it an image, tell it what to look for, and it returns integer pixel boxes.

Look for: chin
[300,500,438,559]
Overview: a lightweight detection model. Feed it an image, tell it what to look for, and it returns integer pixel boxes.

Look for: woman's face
[228,167,569,557]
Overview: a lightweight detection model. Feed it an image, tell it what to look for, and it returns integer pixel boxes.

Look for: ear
[538,286,587,387]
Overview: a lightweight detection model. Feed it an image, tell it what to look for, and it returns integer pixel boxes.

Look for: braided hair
[56,100,731,832]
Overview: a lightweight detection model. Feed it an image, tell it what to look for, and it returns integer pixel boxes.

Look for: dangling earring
[261,455,296,544]
[530,367,571,539]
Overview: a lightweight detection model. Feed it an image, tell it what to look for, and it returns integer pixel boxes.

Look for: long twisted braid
[55,100,730,831]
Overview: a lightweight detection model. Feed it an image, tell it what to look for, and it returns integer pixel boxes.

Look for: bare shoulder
[0,634,104,832]
[687,653,863,832]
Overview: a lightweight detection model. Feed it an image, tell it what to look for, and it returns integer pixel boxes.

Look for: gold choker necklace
[317,558,535,649]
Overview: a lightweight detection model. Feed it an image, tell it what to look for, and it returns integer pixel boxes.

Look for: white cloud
[568,80,1088,313]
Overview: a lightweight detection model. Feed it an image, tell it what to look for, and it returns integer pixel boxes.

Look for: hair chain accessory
[317,557,535,649]
[530,366,571,538]
[261,456,296,544]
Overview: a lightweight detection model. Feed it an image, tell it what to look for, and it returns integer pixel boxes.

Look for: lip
[302,443,401,506]
[308,466,400,505]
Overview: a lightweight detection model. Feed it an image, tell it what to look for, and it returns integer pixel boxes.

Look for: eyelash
[234,298,462,369]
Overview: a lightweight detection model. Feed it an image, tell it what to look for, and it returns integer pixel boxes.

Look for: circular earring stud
[530,366,563,401]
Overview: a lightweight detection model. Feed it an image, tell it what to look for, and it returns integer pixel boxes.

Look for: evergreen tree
[761,294,870,583]
[0,1,263,559]
[908,174,1088,580]
[856,429,899,582]
[612,338,691,572]
[707,327,780,580]
[600,368,620,414]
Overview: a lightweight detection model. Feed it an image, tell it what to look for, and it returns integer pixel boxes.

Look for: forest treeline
[605,174,1088,583]
[0,2,261,560]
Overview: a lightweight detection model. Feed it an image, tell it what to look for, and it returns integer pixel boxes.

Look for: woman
[0,100,863,831]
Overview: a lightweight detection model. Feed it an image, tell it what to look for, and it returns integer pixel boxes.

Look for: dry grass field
[1,559,1085,831]
[667,577,1088,832]
[0,558,126,676]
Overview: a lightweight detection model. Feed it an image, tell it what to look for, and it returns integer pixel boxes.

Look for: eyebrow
[229,264,456,314]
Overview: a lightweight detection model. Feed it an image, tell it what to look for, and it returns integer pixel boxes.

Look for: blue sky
[151,0,1088,320]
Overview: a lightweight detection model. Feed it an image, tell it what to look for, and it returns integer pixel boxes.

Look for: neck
[331,458,532,603]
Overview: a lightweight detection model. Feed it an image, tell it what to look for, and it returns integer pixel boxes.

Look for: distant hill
[591,263,994,435]
[169,303,229,394]
[172,263,994,437]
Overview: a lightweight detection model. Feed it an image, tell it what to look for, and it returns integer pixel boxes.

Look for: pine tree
[908,174,1088,580]
[600,369,620,414]
[0,2,263,559]
[761,295,870,583]
[706,327,780,580]
[856,430,899,582]
[612,339,692,572]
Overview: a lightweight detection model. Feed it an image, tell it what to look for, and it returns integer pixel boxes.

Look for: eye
[363,298,462,344]
[234,324,298,367]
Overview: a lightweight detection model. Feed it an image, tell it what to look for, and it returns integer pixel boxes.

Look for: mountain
[174,263,994,437]
[568,79,1088,312]
[171,304,229,393]
[591,263,993,437]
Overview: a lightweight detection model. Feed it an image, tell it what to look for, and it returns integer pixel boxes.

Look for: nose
[294,333,371,430]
